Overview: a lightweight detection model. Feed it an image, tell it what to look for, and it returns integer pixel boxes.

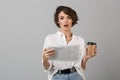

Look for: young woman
[42,6,97,80]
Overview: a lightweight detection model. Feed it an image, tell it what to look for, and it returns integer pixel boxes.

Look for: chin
[64,28,70,31]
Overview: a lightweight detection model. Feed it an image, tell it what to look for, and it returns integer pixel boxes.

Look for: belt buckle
[70,67,75,73]
[58,70,61,74]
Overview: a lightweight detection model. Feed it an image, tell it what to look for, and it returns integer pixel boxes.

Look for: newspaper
[48,45,81,61]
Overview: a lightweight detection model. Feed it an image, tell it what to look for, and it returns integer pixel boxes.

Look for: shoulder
[45,33,56,40]
[74,34,85,42]
[74,35,86,49]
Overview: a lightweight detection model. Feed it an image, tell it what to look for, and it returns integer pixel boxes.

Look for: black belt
[56,67,76,74]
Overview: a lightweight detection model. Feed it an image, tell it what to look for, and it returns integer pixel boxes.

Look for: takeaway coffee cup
[87,42,97,56]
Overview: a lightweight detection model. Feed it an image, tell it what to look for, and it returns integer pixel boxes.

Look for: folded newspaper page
[48,45,81,61]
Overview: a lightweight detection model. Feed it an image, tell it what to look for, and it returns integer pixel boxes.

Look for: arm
[43,53,50,70]
[81,46,97,70]
[42,48,55,70]
[81,54,90,70]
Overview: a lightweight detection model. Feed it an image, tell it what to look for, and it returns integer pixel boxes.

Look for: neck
[60,29,72,37]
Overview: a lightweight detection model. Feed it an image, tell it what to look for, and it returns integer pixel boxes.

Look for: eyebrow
[59,16,64,17]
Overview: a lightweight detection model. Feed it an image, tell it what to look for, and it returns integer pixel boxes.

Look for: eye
[67,16,72,19]
[59,17,64,20]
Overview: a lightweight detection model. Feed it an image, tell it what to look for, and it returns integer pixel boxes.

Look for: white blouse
[42,31,86,80]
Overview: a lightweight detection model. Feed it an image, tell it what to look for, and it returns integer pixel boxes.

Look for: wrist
[43,57,48,62]
[85,55,91,60]
[43,55,48,62]
[83,55,90,63]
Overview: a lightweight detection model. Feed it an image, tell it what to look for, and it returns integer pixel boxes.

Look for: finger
[95,49,97,53]
[44,54,49,59]
[44,48,46,51]
[91,54,96,57]
[45,52,55,58]
[47,52,55,56]
[46,48,55,53]
[43,48,54,55]
[43,48,47,53]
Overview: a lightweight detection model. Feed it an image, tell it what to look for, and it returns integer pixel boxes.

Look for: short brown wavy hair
[54,6,79,28]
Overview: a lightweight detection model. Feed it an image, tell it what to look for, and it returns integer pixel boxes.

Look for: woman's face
[57,11,73,31]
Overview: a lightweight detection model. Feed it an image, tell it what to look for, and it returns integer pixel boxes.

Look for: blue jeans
[52,72,83,80]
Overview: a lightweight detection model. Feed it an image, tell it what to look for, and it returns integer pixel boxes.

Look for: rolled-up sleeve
[42,60,53,72]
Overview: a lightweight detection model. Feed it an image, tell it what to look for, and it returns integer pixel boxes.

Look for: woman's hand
[42,48,55,70]
[43,48,55,61]
[86,45,97,58]
[81,45,97,69]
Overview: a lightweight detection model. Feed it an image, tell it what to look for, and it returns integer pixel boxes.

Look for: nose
[64,18,68,23]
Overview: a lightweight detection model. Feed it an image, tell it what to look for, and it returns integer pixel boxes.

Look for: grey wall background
[0,0,120,80]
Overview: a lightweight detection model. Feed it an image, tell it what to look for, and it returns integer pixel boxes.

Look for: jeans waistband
[56,67,76,74]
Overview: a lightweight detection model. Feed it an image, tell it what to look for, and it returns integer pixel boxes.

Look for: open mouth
[64,24,69,27]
